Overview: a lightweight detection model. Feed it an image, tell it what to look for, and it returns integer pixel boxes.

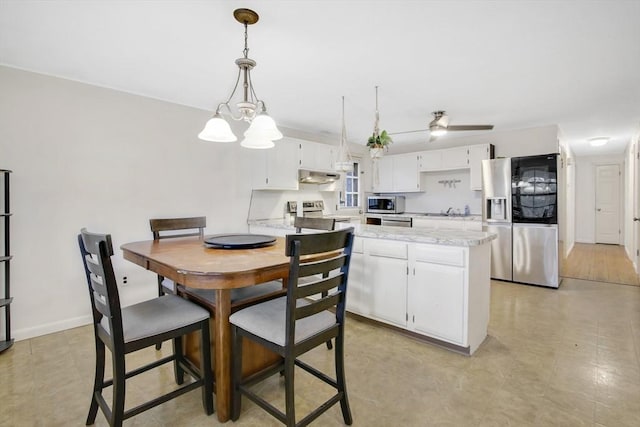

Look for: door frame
[634,138,640,274]
[593,162,623,245]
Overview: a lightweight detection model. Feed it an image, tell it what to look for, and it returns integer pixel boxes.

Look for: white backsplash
[247,189,339,221]
[403,170,482,215]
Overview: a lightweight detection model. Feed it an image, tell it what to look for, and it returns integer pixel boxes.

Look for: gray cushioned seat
[100,294,210,343]
[229,296,336,347]
[184,280,284,303]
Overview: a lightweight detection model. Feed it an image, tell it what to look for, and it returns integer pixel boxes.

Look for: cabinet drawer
[414,244,465,267]
[352,237,364,254]
[367,240,407,259]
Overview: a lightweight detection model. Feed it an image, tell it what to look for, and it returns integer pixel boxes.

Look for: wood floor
[563,242,640,286]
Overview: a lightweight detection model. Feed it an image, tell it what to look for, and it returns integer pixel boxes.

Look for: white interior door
[595,164,620,244]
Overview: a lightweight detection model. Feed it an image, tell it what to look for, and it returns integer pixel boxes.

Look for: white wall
[574,154,625,244]
[403,170,482,215]
[0,66,257,339]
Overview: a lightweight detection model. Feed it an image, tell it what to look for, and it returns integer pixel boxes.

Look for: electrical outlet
[122,276,128,286]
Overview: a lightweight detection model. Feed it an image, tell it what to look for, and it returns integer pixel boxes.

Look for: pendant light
[198,8,282,148]
[334,96,354,172]
[367,86,392,159]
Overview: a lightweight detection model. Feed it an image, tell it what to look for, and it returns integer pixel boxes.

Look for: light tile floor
[1,278,639,426]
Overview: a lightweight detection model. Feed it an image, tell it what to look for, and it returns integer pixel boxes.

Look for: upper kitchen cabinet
[419,147,467,172]
[418,143,494,190]
[418,150,443,172]
[250,138,299,190]
[297,140,335,172]
[468,143,494,190]
[442,146,470,170]
[372,153,423,193]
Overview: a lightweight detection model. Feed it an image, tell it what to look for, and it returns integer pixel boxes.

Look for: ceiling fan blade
[447,125,494,131]
[388,129,429,136]
[428,133,438,142]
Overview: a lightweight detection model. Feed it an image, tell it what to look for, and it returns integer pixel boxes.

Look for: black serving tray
[204,234,276,249]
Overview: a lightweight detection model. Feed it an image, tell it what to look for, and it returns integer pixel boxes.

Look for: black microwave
[367,196,406,214]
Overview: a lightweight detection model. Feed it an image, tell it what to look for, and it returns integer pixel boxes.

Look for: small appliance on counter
[285,200,352,225]
[366,195,405,214]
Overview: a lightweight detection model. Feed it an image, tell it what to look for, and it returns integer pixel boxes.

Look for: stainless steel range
[286,200,351,224]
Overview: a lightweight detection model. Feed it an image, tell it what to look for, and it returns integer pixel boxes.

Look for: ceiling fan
[390,111,494,141]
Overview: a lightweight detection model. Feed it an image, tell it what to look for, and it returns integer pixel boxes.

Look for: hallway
[563,243,639,286]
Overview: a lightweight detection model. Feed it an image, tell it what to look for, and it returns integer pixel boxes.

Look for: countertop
[365,212,482,221]
[248,220,496,247]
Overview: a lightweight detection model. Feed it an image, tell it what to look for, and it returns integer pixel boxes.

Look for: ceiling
[1,0,639,157]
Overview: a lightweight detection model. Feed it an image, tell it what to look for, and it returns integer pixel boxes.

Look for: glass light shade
[240,136,275,149]
[430,127,448,137]
[589,137,609,147]
[334,161,354,172]
[244,113,283,141]
[198,115,237,142]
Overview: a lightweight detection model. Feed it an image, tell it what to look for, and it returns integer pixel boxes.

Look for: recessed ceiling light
[589,137,609,147]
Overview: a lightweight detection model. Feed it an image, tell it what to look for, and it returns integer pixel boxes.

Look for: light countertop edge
[248,220,496,247]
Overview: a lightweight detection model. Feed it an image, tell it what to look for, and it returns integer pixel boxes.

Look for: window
[341,161,360,208]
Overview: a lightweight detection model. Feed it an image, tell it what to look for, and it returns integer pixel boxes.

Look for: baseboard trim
[13,315,93,341]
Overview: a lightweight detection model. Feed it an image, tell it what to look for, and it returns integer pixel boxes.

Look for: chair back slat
[298,255,346,278]
[285,229,352,257]
[294,216,335,233]
[79,228,123,342]
[150,217,206,239]
[284,228,354,347]
[295,293,341,320]
[296,274,343,300]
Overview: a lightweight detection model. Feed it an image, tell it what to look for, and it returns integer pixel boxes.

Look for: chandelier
[198,8,282,149]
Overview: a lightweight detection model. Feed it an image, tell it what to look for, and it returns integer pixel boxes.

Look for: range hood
[298,169,340,184]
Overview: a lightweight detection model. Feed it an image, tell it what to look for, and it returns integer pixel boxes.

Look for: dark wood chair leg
[111,352,126,427]
[335,331,352,425]
[231,327,243,421]
[155,279,164,351]
[173,336,185,385]
[200,321,214,415]
[86,338,104,425]
[284,354,296,427]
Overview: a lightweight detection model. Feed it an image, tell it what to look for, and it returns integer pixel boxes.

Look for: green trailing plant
[367,130,393,150]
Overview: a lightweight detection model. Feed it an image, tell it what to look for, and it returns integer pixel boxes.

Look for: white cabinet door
[252,139,298,190]
[393,154,421,192]
[346,252,369,316]
[468,144,491,191]
[372,154,421,193]
[298,140,334,172]
[372,155,394,192]
[441,146,469,170]
[410,261,465,345]
[368,254,407,327]
[419,150,443,172]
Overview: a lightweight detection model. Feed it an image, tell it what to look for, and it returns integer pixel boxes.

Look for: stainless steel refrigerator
[482,155,560,288]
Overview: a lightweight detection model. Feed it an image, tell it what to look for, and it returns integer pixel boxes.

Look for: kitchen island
[249,221,496,355]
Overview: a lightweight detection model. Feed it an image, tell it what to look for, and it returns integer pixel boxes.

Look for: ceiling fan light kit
[390,110,494,142]
[198,8,282,148]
